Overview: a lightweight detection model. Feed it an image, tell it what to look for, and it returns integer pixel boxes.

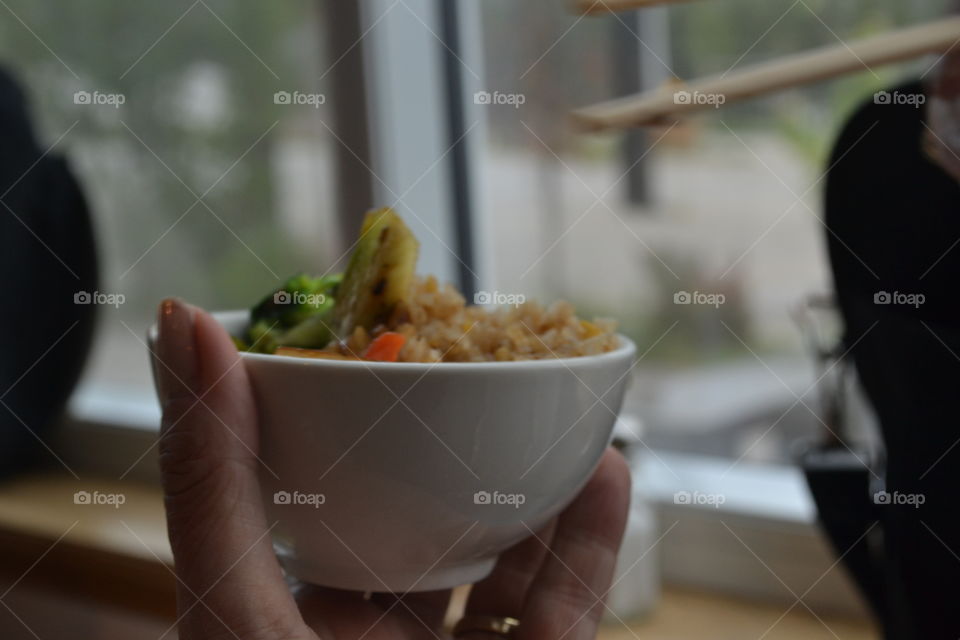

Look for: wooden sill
[0,473,877,639]
[0,473,175,625]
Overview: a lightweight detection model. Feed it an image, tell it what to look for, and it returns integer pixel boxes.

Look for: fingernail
[155,298,198,412]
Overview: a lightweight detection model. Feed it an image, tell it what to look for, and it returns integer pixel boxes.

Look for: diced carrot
[363,332,407,362]
[275,346,360,360]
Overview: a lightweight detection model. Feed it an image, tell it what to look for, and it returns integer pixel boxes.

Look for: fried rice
[334,276,619,363]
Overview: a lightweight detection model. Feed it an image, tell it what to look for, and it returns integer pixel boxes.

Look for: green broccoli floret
[245,274,341,352]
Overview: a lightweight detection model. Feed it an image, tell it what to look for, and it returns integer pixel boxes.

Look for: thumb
[154,299,309,640]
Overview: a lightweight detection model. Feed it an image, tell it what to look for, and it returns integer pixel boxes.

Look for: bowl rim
[149,309,637,371]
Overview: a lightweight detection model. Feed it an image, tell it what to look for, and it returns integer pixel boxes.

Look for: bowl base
[278,553,497,593]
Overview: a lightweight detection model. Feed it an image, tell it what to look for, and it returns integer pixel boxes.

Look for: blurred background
[2,0,948,461]
[0,0,952,637]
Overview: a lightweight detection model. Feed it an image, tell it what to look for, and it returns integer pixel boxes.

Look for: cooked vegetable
[362,332,407,362]
[332,208,419,338]
[246,273,341,353]
[251,273,339,327]
[239,208,419,358]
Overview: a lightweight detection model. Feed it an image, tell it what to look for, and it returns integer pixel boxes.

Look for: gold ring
[452,614,520,637]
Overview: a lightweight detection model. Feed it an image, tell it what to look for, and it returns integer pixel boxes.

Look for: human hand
[154,298,631,639]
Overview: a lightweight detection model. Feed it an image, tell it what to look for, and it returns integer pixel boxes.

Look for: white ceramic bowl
[155,310,636,592]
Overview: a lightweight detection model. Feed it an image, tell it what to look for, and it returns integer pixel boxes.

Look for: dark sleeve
[826,79,960,639]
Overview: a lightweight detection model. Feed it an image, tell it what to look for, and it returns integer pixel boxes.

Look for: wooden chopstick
[572,16,960,131]
[575,0,695,14]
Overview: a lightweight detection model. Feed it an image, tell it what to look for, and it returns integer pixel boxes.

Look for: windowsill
[630,449,869,617]
[638,449,816,523]
[57,386,163,483]
[68,384,161,433]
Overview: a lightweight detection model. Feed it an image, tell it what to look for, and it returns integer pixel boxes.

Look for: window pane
[0,1,339,399]
[475,0,948,463]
